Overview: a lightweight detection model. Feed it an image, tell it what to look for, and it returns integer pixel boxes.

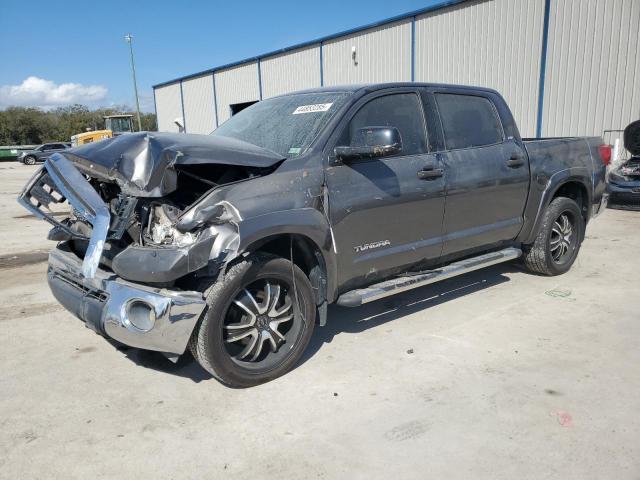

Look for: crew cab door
[432,91,529,257]
[325,90,446,289]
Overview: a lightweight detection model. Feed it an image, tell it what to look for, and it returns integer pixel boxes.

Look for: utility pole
[124,33,142,131]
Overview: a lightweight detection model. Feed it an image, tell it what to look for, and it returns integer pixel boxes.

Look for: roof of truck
[283,82,501,96]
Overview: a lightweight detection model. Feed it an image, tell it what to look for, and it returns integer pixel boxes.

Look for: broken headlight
[150,221,197,247]
[146,203,197,247]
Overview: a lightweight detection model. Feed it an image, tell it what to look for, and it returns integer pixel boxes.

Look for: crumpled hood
[62,132,285,197]
[612,158,640,179]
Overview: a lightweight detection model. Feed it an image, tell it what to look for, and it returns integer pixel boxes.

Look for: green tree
[0,105,157,145]
[140,112,157,131]
[0,107,51,144]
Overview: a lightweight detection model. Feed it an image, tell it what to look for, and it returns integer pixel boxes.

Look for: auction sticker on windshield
[293,103,333,114]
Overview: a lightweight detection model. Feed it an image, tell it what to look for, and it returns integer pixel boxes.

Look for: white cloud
[0,76,108,109]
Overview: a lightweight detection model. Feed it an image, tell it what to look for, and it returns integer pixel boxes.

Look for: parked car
[18,83,609,387]
[608,119,640,209]
[17,142,71,165]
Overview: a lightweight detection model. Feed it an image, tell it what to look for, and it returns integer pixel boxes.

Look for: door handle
[417,168,444,180]
[506,153,525,168]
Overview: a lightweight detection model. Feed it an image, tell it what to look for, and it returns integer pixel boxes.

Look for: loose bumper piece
[18,153,110,279]
[111,233,216,283]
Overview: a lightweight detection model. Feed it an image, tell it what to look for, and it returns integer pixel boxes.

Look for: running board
[336,247,522,307]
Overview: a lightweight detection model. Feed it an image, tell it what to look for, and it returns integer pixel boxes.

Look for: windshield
[212,92,351,158]
[107,117,132,133]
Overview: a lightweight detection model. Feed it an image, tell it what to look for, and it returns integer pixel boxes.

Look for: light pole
[124,33,142,131]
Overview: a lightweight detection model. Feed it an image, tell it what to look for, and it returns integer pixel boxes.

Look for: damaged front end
[608,120,640,209]
[18,132,284,356]
[609,158,640,209]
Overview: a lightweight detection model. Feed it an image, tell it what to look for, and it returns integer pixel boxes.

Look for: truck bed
[518,136,608,243]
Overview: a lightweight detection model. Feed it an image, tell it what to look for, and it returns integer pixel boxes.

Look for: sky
[0,0,441,112]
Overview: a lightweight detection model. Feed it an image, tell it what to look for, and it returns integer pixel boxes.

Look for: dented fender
[216,208,339,303]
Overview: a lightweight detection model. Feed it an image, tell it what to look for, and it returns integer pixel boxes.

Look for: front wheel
[24,155,36,165]
[190,253,316,387]
[522,196,584,276]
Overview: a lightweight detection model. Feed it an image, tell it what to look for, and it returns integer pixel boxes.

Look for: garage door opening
[230,101,258,116]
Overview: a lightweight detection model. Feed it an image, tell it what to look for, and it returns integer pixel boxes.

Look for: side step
[336,247,522,307]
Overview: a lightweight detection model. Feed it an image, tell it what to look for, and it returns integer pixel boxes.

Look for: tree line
[0,105,157,145]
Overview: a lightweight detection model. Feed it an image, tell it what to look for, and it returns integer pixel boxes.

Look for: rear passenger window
[340,93,428,157]
[435,94,503,150]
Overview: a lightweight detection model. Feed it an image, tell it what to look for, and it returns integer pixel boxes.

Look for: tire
[190,253,316,388]
[24,155,36,165]
[522,196,584,276]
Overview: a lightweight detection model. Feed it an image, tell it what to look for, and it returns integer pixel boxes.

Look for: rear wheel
[190,253,316,388]
[522,196,584,276]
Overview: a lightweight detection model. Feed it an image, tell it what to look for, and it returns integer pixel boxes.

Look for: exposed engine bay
[85,161,268,246]
[19,132,285,285]
[615,158,640,178]
[608,119,640,209]
[609,119,640,180]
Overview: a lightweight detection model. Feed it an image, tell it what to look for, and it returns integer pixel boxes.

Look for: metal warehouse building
[153,0,640,139]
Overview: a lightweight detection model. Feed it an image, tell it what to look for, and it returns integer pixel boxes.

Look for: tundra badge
[354,240,391,253]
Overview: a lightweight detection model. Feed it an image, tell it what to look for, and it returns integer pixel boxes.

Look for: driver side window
[338,93,428,157]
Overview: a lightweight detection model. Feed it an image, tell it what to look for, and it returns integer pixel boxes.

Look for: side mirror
[334,126,402,162]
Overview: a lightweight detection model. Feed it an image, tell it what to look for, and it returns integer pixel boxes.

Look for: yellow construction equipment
[71,114,134,146]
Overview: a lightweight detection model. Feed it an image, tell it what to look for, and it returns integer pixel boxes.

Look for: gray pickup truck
[19,83,608,387]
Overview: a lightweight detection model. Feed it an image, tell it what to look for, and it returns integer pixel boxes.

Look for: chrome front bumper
[48,245,206,355]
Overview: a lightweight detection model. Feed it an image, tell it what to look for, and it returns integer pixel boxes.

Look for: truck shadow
[118,263,517,383]
[115,344,212,382]
[297,263,515,367]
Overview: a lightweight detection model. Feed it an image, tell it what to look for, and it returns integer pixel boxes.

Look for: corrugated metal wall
[542,0,640,138]
[181,74,215,134]
[261,46,321,98]
[214,63,261,125]
[154,82,183,133]
[322,20,412,85]
[415,0,545,137]
[154,0,640,139]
